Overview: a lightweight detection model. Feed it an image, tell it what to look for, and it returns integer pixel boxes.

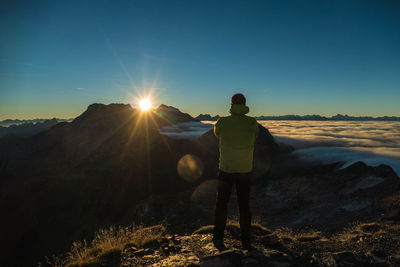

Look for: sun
[139,98,152,111]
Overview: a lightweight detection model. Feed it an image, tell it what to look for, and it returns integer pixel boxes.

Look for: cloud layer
[160,120,400,175]
[260,120,400,175]
[160,121,213,140]
[260,120,400,154]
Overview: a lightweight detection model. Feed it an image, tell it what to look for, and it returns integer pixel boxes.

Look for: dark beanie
[231,93,246,105]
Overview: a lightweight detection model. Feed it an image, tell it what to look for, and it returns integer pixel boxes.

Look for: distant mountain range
[255,114,400,121]
[195,114,220,121]
[196,113,400,121]
[0,118,61,138]
[0,118,72,127]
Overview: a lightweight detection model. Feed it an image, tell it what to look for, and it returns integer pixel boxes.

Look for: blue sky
[1,0,399,119]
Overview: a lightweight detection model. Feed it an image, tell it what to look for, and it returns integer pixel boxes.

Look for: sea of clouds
[160,121,214,140]
[261,121,400,175]
[161,120,400,175]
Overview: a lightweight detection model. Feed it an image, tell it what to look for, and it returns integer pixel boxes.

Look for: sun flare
[139,98,152,111]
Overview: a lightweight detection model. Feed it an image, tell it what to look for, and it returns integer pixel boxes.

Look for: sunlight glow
[139,98,152,111]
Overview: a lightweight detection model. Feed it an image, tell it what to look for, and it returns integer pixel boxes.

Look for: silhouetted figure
[213,93,259,250]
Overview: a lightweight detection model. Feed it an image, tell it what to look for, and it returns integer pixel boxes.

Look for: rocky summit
[0,103,399,266]
[47,222,400,266]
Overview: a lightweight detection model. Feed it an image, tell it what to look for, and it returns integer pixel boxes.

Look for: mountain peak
[67,103,197,131]
[155,104,198,124]
[72,103,134,125]
[157,104,183,113]
[85,103,133,113]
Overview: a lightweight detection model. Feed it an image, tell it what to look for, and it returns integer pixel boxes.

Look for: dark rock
[199,248,293,267]
[367,249,389,263]
[200,249,244,266]
[261,234,279,246]
[331,251,368,266]
[389,254,400,264]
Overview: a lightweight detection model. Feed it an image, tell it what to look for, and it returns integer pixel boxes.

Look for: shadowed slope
[0,103,202,266]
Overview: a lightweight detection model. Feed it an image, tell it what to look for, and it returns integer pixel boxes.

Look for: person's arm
[214,118,222,138]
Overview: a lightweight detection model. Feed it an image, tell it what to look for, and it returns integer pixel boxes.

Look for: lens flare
[177,154,204,182]
[139,98,152,111]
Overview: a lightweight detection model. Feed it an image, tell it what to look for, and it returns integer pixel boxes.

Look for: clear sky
[1,0,399,119]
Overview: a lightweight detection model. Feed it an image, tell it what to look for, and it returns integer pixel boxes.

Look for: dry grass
[192,225,214,235]
[250,222,272,236]
[45,224,166,267]
[192,221,272,236]
[274,227,295,241]
[274,228,324,242]
[293,232,322,242]
[333,221,386,243]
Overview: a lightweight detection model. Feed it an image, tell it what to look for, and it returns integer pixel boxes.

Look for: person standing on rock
[213,93,259,250]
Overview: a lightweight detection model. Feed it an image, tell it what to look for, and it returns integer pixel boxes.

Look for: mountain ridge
[255,114,400,121]
[0,118,59,138]
[0,118,72,127]
[195,113,400,121]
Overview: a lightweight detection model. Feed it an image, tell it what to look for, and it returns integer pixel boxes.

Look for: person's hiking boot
[212,238,226,251]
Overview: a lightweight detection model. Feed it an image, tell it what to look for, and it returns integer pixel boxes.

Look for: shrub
[274,228,294,241]
[47,224,166,267]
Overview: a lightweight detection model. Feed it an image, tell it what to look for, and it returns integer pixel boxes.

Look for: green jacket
[214,104,259,173]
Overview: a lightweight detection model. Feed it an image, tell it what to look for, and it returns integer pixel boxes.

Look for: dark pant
[214,170,252,246]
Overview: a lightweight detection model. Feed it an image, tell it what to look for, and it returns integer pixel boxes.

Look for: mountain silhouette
[195,114,220,121]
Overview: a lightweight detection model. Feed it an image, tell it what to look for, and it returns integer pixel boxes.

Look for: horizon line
[2,113,400,122]
[1,102,400,121]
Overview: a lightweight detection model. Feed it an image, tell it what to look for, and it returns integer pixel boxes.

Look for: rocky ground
[46,157,400,267]
[52,221,400,267]
[43,158,400,267]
